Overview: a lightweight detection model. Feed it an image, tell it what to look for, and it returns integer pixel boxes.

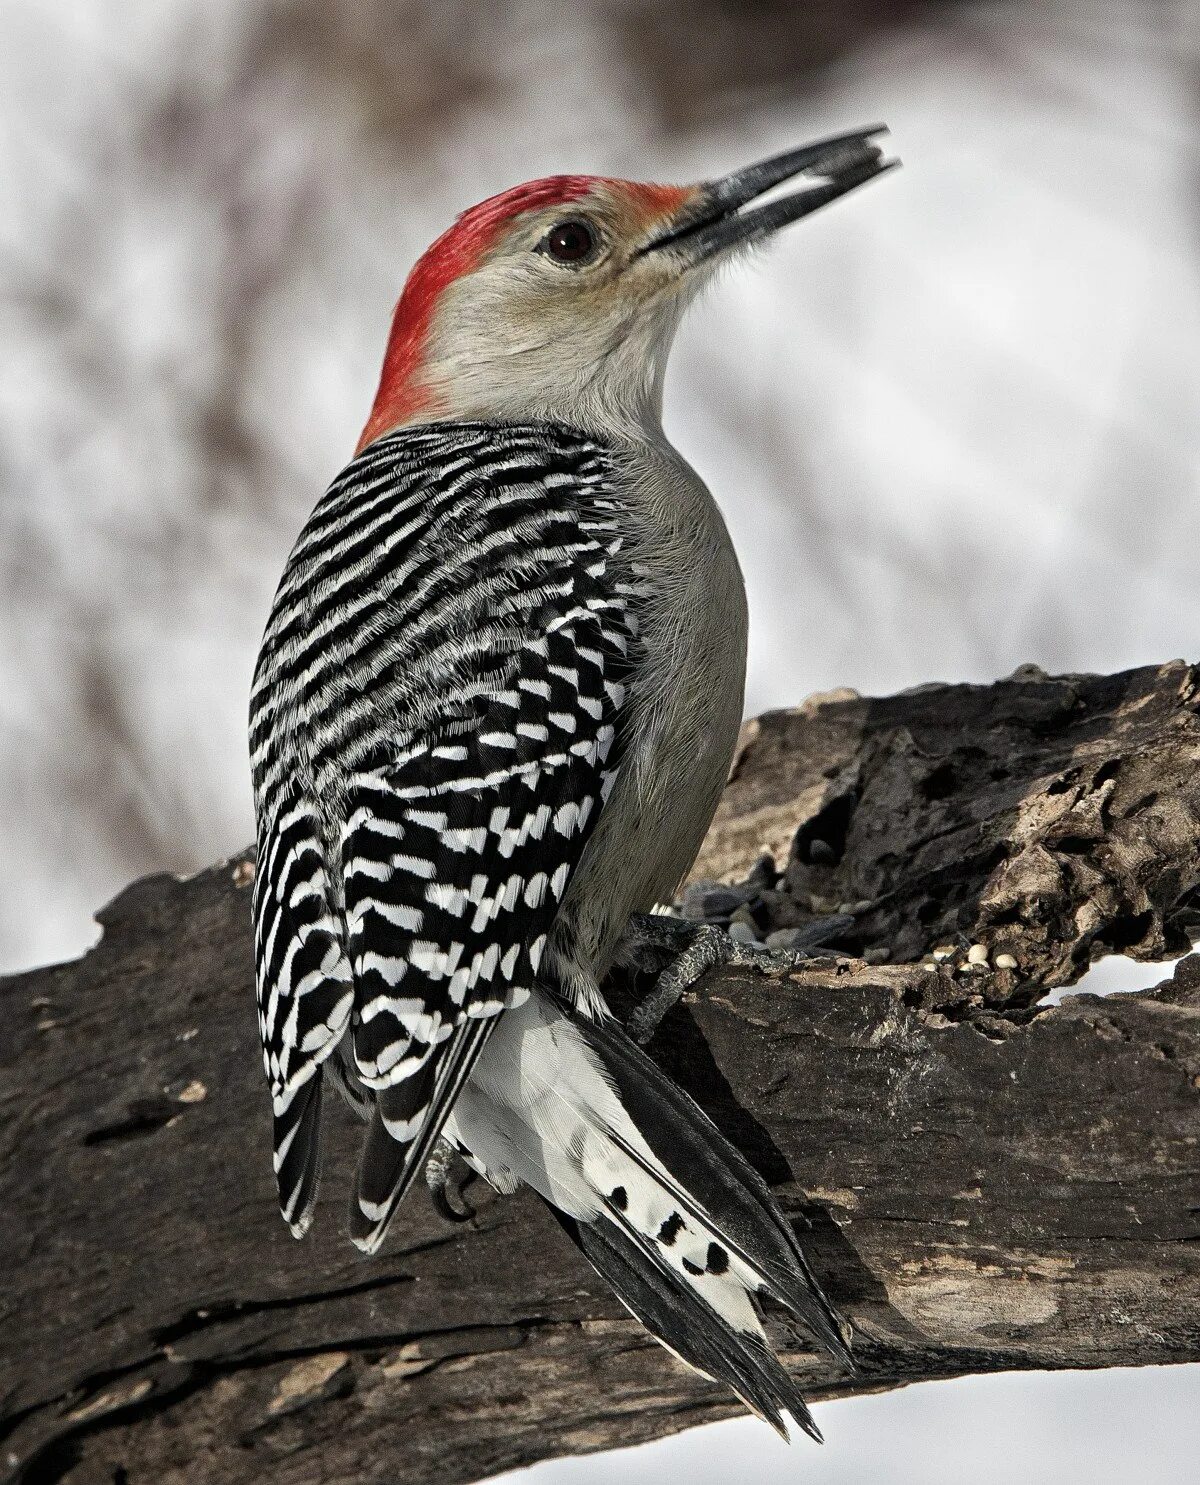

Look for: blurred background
[2,0,1197,1477]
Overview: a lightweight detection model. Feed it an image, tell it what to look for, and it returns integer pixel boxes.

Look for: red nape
[355,175,691,453]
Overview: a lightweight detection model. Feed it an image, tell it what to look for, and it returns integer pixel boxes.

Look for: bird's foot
[621,910,853,1047]
[424,1136,477,1223]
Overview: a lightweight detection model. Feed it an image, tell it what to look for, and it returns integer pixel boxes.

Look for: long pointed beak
[640,126,897,266]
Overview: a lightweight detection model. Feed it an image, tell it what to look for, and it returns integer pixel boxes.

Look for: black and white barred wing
[343,635,633,1252]
[250,424,636,1251]
[251,789,353,1235]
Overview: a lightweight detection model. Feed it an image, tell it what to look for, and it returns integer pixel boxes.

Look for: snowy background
[2,0,1198,1477]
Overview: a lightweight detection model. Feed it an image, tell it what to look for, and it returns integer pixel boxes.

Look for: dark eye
[543,219,597,264]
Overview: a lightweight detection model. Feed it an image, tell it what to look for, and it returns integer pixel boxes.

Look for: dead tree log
[3,661,1199,1485]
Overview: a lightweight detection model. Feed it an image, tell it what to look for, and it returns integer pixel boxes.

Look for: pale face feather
[413,184,716,436]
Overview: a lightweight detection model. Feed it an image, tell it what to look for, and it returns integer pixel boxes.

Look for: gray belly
[549,440,749,998]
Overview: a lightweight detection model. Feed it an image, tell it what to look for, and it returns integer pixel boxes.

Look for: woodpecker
[250,126,894,1439]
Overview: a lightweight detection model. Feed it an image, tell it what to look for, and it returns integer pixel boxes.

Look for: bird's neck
[362,314,680,450]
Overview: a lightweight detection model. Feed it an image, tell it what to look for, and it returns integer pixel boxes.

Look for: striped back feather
[250,422,639,1241]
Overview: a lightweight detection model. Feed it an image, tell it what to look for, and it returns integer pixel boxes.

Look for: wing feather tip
[349,1184,394,1253]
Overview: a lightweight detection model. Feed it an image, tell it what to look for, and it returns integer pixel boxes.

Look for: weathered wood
[3,661,1199,1485]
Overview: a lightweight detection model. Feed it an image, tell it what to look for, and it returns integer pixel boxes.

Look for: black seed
[682,1257,704,1276]
[706,1242,729,1275]
[609,1185,628,1211]
[657,1212,685,1246]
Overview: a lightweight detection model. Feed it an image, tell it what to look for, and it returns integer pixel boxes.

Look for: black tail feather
[578,1012,852,1370]
[551,1206,823,1442]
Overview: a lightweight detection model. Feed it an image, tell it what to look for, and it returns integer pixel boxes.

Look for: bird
[249,125,895,1440]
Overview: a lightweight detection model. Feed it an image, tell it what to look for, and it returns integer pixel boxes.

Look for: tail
[446,991,851,1440]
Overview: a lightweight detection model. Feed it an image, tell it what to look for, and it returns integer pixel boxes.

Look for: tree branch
[3,662,1199,1485]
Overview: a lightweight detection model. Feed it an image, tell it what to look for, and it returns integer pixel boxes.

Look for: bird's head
[358,126,895,451]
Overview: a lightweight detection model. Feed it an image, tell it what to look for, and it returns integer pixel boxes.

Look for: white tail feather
[446,989,771,1342]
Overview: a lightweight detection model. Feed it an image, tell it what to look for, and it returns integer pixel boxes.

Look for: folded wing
[250,422,637,1247]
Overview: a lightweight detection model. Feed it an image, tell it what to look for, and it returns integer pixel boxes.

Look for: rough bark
[3,661,1199,1485]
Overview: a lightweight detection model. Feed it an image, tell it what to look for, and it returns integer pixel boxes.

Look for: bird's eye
[542,219,597,264]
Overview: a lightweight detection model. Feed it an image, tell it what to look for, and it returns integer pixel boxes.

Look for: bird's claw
[621,911,854,1046]
[424,1136,477,1223]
